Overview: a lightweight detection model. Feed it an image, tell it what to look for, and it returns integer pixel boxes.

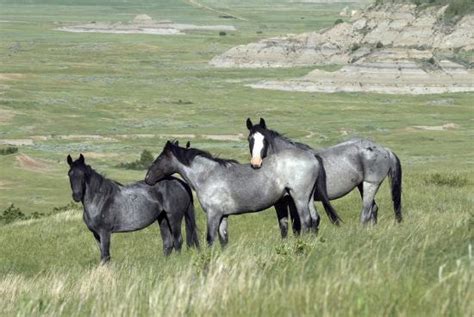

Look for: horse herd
[67,118,402,264]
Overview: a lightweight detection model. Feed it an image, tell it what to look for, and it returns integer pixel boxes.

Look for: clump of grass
[219,31,227,36]
[52,201,80,213]
[0,146,18,155]
[424,173,468,187]
[116,150,154,170]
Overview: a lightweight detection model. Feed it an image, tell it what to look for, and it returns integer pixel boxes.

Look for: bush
[0,204,27,224]
[219,31,226,36]
[0,146,18,155]
[376,41,384,49]
[334,18,344,25]
[350,43,361,52]
[116,150,154,170]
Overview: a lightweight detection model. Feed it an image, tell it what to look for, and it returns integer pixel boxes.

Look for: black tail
[184,201,200,248]
[314,155,342,225]
[389,152,402,223]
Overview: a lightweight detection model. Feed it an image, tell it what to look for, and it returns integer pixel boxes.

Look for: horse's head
[246,118,269,169]
[66,154,89,202]
[145,140,181,185]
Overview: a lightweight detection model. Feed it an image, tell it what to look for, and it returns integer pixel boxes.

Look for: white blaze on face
[251,132,265,167]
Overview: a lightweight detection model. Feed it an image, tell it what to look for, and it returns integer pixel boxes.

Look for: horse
[145,140,339,246]
[67,154,199,264]
[246,118,402,226]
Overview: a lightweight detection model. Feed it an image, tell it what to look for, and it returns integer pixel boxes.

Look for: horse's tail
[184,197,200,249]
[388,151,402,223]
[314,155,342,226]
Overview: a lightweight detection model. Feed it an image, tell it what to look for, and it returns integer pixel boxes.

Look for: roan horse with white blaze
[145,141,340,246]
[246,118,402,226]
[67,154,199,264]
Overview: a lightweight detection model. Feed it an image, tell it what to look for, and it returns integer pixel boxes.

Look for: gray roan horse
[246,118,402,226]
[145,141,340,246]
[67,154,199,264]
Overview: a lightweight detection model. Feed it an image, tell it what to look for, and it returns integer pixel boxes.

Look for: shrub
[376,41,384,48]
[0,204,27,224]
[0,146,18,155]
[334,18,344,25]
[219,31,227,36]
[350,43,361,52]
[116,150,154,170]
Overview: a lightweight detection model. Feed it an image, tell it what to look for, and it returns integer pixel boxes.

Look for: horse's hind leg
[169,215,183,252]
[274,198,289,238]
[288,197,302,236]
[358,183,379,224]
[308,202,320,234]
[158,215,174,256]
[360,181,381,225]
[218,216,229,247]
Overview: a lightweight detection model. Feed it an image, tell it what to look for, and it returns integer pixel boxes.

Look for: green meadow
[0,0,472,316]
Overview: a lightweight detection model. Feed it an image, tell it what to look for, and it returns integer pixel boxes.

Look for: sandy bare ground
[0,139,34,146]
[409,123,460,131]
[0,109,17,124]
[0,73,24,81]
[0,181,12,190]
[249,50,474,95]
[57,14,235,35]
[15,154,51,173]
[0,133,244,146]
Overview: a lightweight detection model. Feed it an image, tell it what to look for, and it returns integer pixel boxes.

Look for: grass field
[0,0,472,316]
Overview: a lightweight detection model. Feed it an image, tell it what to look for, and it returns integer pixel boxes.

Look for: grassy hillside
[0,0,472,316]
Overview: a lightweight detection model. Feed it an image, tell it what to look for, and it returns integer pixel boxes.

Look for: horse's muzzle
[144,172,157,185]
[250,157,262,169]
[72,192,82,202]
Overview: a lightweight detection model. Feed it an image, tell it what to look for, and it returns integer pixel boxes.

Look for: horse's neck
[83,172,115,215]
[176,156,215,191]
[271,136,296,153]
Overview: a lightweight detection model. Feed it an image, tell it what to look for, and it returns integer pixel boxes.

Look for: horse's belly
[323,161,363,199]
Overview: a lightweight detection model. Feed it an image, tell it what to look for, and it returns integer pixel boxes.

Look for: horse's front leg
[218,216,229,247]
[274,198,289,238]
[206,211,221,247]
[98,230,111,264]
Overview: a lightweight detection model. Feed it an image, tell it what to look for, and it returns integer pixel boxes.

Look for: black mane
[85,166,122,195]
[170,145,238,167]
[255,126,314,151]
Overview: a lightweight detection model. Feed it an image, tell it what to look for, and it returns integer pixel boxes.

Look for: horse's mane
[86,166,122,195]
[171,145,238,167]
[261,128,314,151]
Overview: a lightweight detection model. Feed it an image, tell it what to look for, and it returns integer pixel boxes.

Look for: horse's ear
[164,140,172,149]
[67,155,73,166]
[78,154,85,164]
[259,118,266,129]
[175,140,179,146]
[246,118,253,130]
[186,141,191,149]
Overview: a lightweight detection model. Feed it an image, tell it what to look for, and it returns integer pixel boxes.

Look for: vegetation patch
[116,150,154,170]
[423,173,469,187]
[0,146,18,155]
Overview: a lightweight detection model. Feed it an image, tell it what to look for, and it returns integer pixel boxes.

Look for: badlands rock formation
[210,4,473,68]
[211,4,474,94]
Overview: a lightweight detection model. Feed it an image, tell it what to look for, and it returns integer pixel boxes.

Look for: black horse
[67,154,199,264]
